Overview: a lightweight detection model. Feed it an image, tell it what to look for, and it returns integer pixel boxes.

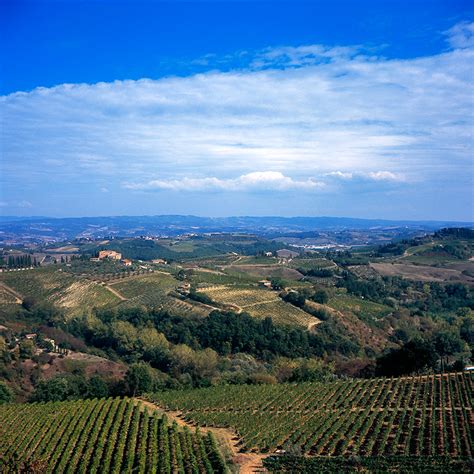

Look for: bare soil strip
[104,285,127,301]
[136,398,268,473]
[0,281,23,304]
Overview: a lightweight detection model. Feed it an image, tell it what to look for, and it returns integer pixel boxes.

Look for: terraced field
[112,273,210,317]
[201,285,316,327]
[0,268,119,315]
[0,283,21,305]
[110,272,178,299]
[0,398,227,473]
[289,257,337,271]
[149,373,473,458]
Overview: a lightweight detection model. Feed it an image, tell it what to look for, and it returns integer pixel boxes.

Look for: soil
[136,398,268,473]
[104,284,127,300]
[370,262,474,286]
[0,281,23,303]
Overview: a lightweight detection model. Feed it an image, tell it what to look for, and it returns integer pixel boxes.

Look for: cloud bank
[1,22,473,218]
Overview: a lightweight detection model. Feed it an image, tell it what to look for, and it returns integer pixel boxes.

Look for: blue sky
[1,0,473,220]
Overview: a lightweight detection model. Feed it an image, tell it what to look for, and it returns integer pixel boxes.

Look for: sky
[1,0,473,220]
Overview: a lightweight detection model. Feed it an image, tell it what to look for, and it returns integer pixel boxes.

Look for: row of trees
[5,255,37,268]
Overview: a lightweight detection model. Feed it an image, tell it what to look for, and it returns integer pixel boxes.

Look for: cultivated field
[149,373,473,457]
[370,262,474,286]
[0,398,227,473]
[201,285,316,327]
[0,268,119,315]
[229,265,304,281]
[112,273,210,317]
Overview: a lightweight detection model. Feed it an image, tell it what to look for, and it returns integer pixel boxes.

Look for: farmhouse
[122,259,132,266]
[98,250,122,260]
[258,279,272,288]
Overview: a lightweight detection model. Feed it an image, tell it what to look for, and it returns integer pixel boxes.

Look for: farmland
[201,285,317,327]
[0,268,119,316]
[0,398,227,473]
[111,273,211,317]
[370,262,474,286]
[148,372,473,457]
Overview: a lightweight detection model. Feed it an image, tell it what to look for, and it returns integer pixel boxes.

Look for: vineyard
[0,398,227,473]
[112,273,210,317]
[148,372,473,458]
[201,285,316,327]
[0,268,119,315]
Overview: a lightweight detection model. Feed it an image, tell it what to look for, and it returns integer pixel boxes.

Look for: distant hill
[1,214,472,243]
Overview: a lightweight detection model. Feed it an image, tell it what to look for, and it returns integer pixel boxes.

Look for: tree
[19,340,35,359]
[433,331,466,371]
[21,296,37,311]
[87,375,110,398]
[0,382,13,404]
[124,362,161,396]
[433,331,465,358]
[312,289,329,305]
[375,339,438,376]
[271,278,284,291]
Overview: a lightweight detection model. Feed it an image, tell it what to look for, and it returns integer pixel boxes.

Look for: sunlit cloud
[1,21,473,218]
[125,171,325,192]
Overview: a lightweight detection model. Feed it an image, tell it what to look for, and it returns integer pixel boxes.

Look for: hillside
[0,398,228,473]
[148,373,473,458]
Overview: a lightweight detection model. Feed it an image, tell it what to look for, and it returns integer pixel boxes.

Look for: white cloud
[367,171,404,182]
[325,170,405,182]
[445,21,474,49]
[1,21,472,207]
[325,171,354,180]
[125,171,325,192]
[250,44,360,68]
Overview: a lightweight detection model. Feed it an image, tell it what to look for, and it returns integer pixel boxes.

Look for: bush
[0,381,13,404]
[311,289,329,304]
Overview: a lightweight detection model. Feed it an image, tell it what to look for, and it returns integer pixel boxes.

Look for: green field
[148,373,473,458]
[0,398,227,473]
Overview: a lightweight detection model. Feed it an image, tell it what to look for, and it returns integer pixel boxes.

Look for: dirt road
[136,398,267,473]
[0,281,23,304]
[104,285,127,301]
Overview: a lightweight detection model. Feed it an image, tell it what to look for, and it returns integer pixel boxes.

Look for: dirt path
[307,321,322,331]
[0,281,23,304]
[104,285,127,301]
[240,298,280,308]
[136,398,268,473]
